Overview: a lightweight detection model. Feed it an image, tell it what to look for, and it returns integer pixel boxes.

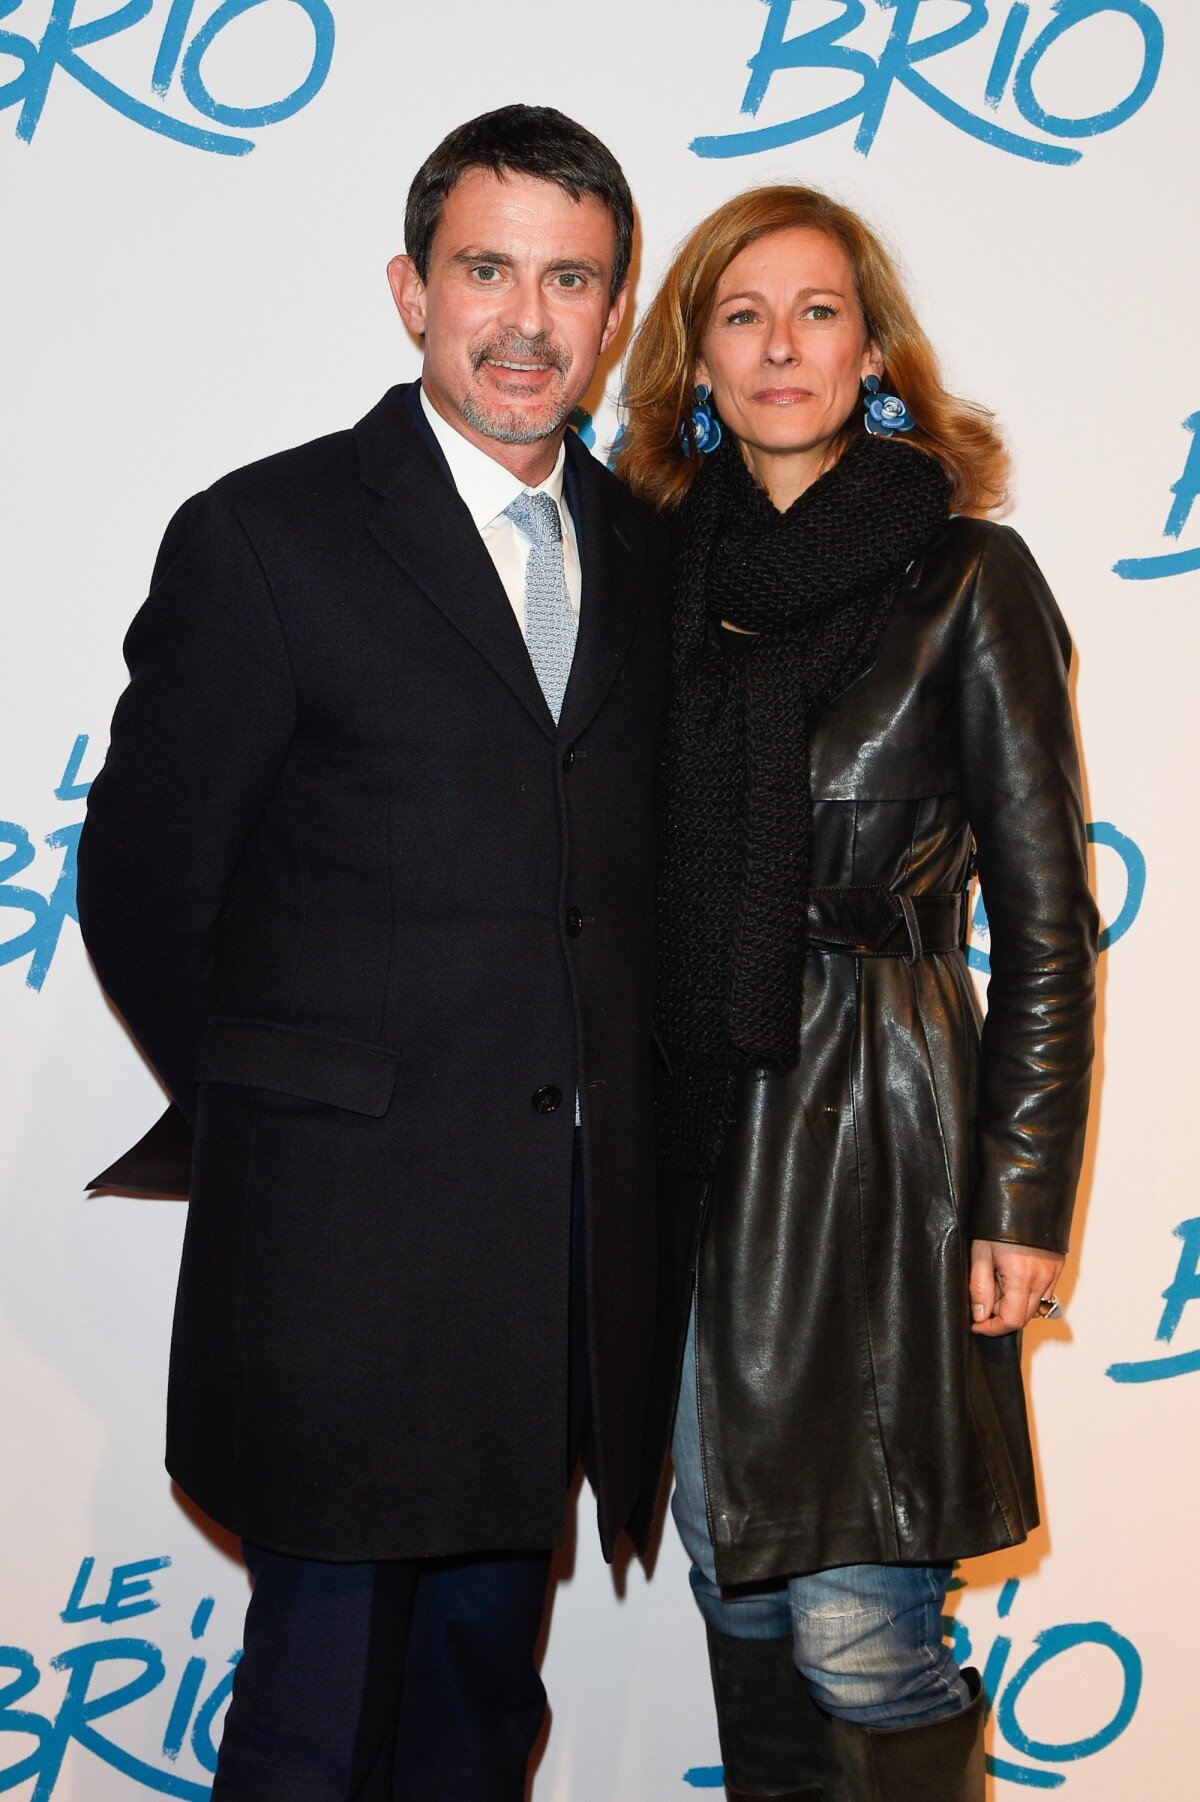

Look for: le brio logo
[0,734,94,993]
[0,0,335,156]
[691,0,1164,166]
[0,1555,237,1796]
[1114,412,1200,581]
[1108,1216,1200,1385]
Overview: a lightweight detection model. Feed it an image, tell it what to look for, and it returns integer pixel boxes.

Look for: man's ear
[388,254,427,338]
[599,283,630,356]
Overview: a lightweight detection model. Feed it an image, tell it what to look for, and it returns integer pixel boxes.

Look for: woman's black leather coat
[653,517,1098,1585]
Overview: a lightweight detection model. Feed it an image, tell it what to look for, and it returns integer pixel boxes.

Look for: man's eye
[473,265,500,282]
[555,272,584,288]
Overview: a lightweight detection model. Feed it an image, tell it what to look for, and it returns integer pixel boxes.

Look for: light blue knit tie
[504,490,577,724]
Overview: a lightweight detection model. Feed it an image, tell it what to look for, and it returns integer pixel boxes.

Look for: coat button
[562,747,576,772]
[531,1085,562,1113]
[564,905,583,937]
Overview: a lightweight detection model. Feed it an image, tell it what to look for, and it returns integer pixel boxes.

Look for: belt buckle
[891,892,923,965]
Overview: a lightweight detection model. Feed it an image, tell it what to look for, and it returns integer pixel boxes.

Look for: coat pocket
[195,1017,400,1117]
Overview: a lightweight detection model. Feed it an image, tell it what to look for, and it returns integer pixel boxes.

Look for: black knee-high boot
[822,1668,986,1801]
[705,1626,842,1801]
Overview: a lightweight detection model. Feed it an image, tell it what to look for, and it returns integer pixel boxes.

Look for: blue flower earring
[862,374,914,437]
[680,383,723,456]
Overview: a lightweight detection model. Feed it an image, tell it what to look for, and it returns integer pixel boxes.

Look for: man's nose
[502,276,553,343]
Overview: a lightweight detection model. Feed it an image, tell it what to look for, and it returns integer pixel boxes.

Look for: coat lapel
[557,428,648,745]
[354,385,647,746]
[355,385,556,740]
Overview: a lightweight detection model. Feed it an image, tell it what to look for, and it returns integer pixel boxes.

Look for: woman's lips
[752,388,815,405]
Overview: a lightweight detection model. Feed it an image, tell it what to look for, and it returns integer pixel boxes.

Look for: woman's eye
[725,309,757,325]
[806,304,838,320]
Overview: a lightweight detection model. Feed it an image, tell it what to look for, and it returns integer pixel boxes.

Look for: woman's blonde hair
[615,185,1008,516]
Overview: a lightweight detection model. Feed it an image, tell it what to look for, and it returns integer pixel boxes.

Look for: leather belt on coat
[806,886,969,964]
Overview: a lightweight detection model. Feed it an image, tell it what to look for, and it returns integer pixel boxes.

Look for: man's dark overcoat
[77,383,669,1563]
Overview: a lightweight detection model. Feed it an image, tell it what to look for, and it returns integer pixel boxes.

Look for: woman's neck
[739,438,833,513]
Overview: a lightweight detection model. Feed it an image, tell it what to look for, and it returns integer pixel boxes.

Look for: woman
[618,188,1097,1802]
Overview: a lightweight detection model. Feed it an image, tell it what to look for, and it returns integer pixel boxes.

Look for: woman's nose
[763,325,800,365]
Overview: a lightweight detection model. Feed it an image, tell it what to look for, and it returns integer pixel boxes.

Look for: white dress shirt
[420,387,582,638]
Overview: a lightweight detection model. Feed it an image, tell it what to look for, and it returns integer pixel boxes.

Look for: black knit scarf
[656,432,952,1174]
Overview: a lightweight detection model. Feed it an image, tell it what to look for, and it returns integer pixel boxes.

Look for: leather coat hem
[708,1508,1038,1588]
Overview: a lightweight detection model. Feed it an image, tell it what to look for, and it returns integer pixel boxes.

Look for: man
[77,105,668,1799]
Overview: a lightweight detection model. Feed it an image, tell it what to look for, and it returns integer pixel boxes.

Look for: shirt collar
[419,384,567,532]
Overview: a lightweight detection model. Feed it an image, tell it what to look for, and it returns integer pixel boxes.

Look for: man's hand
[969,1240,1064,1337]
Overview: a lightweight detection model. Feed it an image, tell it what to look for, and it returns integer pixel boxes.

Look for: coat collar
[354,384,647,744]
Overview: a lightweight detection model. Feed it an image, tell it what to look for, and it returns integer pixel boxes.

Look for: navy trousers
[211,1136,590,1802]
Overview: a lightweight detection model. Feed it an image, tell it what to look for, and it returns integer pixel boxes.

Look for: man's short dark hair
[405,105,634,300]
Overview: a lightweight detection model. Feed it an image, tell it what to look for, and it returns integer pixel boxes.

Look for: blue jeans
[672,1304,970,1730]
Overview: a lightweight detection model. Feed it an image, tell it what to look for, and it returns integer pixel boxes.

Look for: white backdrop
[3,3,1198,1796]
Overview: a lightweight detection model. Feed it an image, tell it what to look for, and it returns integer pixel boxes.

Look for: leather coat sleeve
[77,487,296,1123]
[957,526,1098,1254]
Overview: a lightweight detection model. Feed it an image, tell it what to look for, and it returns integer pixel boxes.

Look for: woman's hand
[968,1240,1064,1337]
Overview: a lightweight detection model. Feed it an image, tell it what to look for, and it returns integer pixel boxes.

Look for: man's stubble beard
[458,331,577,446]
[458,387,576,446]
